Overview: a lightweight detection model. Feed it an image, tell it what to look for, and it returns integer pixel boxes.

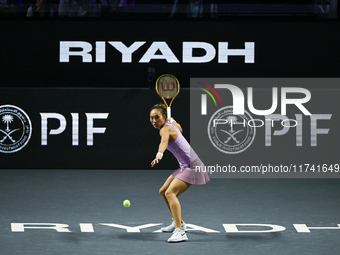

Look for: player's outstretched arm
[151,125,170,167]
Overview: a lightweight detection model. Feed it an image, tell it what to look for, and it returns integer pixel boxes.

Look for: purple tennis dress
[165,122,210,185]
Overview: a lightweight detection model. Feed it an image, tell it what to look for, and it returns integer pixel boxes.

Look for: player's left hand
[151,156,162,167]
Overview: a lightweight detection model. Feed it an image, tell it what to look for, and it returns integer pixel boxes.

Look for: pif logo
[0,105,32,153]
[208,106,256,154]
[194,79,333,154]
[198,83,256,154]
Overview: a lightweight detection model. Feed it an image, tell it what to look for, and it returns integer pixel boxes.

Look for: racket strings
[157,85,178,99]
[156,76,179,99]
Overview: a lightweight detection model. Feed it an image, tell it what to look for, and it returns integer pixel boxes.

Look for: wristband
[170,118,176,124]
[156,152,163,158]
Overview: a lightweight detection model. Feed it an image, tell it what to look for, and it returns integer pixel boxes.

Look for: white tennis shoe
[161,219,187,232]
[167,228,188,243]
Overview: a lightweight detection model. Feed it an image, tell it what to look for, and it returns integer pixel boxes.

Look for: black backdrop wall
[2,21,340,88]
[1,20,339,169]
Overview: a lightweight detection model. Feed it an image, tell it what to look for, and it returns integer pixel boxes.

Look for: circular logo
[207,106,256,154]
[0,105,32,153]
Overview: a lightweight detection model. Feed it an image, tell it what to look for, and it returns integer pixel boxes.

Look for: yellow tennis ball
[123,200,131,207]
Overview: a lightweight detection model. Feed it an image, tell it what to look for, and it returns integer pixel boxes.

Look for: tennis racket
[155,74,180,119]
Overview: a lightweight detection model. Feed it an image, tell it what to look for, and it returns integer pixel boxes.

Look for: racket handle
[167,107,171,119]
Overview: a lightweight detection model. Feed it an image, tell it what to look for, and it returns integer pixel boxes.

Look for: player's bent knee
[159,187,166,196]
[164,190,175,199]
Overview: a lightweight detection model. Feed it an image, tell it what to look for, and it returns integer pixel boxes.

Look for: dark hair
[150,103,167,117]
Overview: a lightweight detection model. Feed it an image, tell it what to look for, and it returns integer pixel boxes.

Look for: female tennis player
[150,103,210,243]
